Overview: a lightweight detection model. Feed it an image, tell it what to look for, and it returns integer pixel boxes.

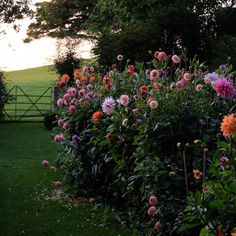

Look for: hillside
[5,65,58,88]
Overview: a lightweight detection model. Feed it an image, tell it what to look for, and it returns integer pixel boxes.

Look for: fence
[1,86,54,122]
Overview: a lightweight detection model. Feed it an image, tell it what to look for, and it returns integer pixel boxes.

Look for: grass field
[5,65,58,88]
[0,123,130,236]
[4,66,58,120]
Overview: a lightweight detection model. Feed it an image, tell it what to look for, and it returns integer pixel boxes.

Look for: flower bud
[176,142,181,149]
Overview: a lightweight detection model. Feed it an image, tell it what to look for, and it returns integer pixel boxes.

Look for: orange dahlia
[221,114,236,136]
[193,169,202,180]
[92,111,103,123]
[60,74,70,83]
[74,69,81,79]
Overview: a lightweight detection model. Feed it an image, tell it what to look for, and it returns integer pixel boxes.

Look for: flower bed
[52,53,236,235]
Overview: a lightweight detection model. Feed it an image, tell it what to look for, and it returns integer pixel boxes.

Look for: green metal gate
[2,86,53,121]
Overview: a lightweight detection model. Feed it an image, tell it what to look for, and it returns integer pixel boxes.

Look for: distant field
[5,65,58,88]
[4,66,59,121]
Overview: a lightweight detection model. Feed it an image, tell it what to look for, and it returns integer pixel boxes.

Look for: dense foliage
[178,122,236,235]
[0,71,9,119]
[0,0,31,30]
[26,0,236,67]
[52,52,236,235]
[53,40,81,81]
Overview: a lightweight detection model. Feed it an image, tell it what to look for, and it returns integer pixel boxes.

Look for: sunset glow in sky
[0,0,93,71]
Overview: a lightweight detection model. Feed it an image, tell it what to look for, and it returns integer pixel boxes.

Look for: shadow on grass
[0,123,130,236]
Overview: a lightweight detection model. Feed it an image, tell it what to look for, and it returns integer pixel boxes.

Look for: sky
[0,0,93,71]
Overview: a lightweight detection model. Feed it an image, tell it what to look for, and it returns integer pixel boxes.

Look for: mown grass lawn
[0,123,130,236]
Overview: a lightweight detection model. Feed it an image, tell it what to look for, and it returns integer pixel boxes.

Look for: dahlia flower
[67,87,76,97]
[54,134,65,143]
[72,135,81,143]
[150,100,158,109]
[102,97,116,115]
[157,52,167,61]
[117,95,129,106]
[195,84,203,92]
[117,54,123,61]
[150,69,159,80]
[149,195,158,206]
[42,160,49,168]
[147,206,157,216]
[92,111,103,123]
[213,78,236,98]
[154,221,161,231]
[57,99,63,107]
[193,169,202,179]
[220,114,236,136]
[171,55,181,64]
[204,72,219,84]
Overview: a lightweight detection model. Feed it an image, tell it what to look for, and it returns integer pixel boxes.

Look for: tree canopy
[26,0,236,66]
[0,0,32,26]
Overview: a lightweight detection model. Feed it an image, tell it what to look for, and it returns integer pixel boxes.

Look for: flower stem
[183,150,189,195]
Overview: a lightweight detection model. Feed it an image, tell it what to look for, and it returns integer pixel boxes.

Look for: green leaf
[200,227,210,236]
[216,141,228,149]
[194,191,201,204]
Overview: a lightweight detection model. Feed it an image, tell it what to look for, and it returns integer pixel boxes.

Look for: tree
[25,0,96,42]
[25,0,236,65]
[0,0,32,28]
[53,39,80,80]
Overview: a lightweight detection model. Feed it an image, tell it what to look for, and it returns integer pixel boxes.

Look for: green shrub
[178,121,236,235]
[52,53,236,235]
[0,71,9,119]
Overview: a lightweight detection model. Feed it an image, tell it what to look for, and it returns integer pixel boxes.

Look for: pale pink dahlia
[213,78,236,98]
[171,55,181,64]
[102,97,116,115]
[117,95,129,106]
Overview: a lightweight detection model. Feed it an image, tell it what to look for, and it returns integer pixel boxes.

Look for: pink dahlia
[53,181,62,188]
[58,119,64,126]
[171,55,181,64]
[57,99,63,107]
[63,122,70,130]
[175,79,186,90]
[82,66,88,73]
[63,93,70,101]
[54,134,65,143]
[147,206,157,216]
[69,105,77,113]
[154,220,161,231]
[78,89,85,97]
[213,78,236,98]
[87,84,93,90]
[150,69,159,81]
[55,81,61,87]
[102,97,116,115]
[67,87,77,97]
[42,160,49,168]
[117,95,129,106]
[157,52,167,61]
